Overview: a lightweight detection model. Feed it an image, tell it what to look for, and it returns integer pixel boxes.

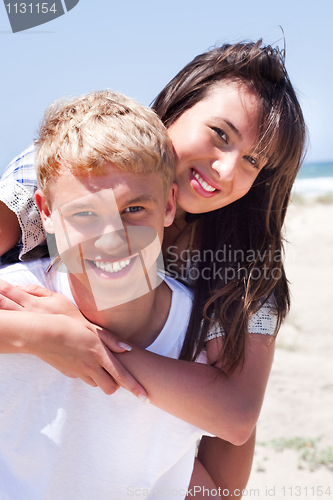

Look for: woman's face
[167,81,264,215]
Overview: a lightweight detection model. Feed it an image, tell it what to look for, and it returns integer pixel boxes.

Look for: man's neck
[68,274,172,348]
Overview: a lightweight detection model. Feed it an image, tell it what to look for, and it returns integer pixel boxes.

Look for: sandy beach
[246,200,333,499]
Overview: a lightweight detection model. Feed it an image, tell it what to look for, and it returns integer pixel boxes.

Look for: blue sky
[1,0,332,174]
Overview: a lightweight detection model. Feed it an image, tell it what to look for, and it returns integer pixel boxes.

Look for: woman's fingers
[101,347,148,401]
[0,298,146,400]
[0,279,25,309]
[0,279,53,308]
[97,330,148,398]
[97,328,132,354]
[90,367,120,395]
[78,375,99,389]
[0,279,80,316]
[37,317,147,399]
[19,284,56,297]
[0,279,73,313]
[0,293,23,310]
[61,369,99,389]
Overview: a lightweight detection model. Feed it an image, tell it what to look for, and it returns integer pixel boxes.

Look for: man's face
[37,163,175,310]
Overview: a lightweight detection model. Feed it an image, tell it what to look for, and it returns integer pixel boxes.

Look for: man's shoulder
[162,274,194,322]
[0,258,51,287]
[162,273,193,301]
[148,274,193,357]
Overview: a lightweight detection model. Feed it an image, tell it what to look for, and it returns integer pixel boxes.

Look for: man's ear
[35,190,54,234]
[164,182,178,228]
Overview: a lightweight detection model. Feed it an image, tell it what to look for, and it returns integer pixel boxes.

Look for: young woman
[0,40,306,497]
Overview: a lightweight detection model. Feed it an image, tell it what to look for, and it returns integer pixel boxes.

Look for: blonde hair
[35,90,175,200]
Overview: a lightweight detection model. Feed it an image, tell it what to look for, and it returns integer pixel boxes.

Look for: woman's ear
[164,182,178,228]
[35,190,54,234]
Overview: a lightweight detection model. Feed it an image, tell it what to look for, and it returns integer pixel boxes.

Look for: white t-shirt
[0,259,208,500]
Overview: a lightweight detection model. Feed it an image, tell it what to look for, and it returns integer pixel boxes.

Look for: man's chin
[69,267,151,312]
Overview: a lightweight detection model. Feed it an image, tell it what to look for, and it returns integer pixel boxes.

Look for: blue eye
[123,206,143,213]
[74,211,96,217]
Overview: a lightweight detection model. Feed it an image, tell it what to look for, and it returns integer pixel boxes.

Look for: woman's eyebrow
[212,117,243,140]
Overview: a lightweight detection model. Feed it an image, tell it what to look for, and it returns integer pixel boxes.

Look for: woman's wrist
[0,310,47,354]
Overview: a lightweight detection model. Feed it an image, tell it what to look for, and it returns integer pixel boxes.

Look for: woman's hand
[0,279,148,400]
[0,278,85,318]
[0,279,274,440]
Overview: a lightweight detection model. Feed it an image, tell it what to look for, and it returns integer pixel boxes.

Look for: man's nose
[94,229,129,255]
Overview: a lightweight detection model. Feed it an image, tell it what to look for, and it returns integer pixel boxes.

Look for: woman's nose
[211,155,239,181]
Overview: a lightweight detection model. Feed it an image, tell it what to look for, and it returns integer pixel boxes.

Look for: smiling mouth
[191,169,217,193]
[90,257,133,274]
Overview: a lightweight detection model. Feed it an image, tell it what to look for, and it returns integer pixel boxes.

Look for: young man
[0,91,212,499]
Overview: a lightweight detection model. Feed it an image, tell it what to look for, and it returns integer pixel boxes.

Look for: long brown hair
[152,40,307,373]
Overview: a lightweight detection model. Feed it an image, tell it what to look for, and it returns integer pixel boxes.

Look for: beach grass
[257,437,333,472]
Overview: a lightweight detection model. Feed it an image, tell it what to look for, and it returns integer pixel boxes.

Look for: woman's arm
[0,202,21,256]
[187,458,222,499]
[197,430,256,499]
[0,280,274,443]
[110,332,274,444]
[0,281,148,399]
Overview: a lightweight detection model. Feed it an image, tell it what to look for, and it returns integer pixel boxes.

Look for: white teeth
[93,258,131,274]
[113,261,121,272]
[192,170,216,192]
